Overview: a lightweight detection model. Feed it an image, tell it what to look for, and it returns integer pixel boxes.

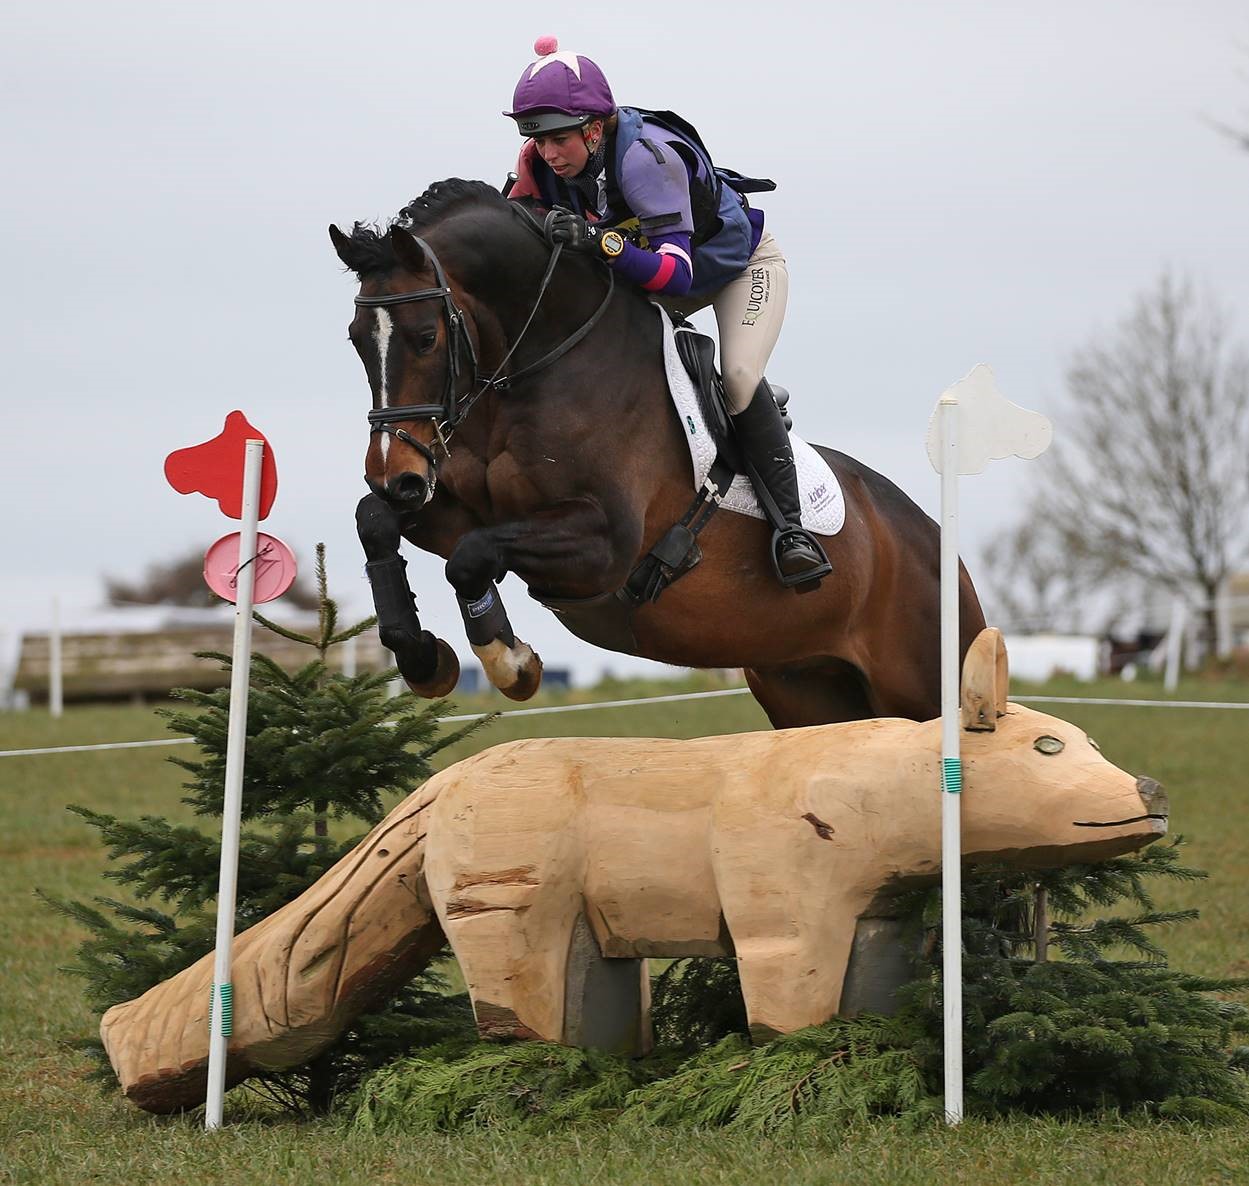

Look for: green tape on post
[220,983,234,1036]
[210,982,235,1037]
[942,756,962,794]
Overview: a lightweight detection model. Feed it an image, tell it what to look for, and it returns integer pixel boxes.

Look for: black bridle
[356,215,615,472]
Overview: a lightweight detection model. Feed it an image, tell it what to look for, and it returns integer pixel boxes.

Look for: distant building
[3,605,388,706]
[1002,633,1103,683]
[2,605,579,708]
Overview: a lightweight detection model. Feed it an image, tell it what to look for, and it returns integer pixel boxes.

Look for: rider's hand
[543,208,595,253]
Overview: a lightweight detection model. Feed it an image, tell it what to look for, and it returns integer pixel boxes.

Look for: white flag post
[925,365,1052,1125]
[1164,597,1186,692]
[205,438,265,1131]
[49,595,63,720]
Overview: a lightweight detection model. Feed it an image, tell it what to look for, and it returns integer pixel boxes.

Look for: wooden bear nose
[1135,776,1167,815]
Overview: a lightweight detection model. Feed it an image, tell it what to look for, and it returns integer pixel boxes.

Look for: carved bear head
[958,629,1168,866]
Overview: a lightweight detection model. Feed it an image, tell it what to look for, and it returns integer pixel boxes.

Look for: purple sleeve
[610,138,697,294]
[607,229,694,296]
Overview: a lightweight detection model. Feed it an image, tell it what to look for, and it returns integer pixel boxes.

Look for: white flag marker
[925,365,1052,1125]
[205,438,265,1131]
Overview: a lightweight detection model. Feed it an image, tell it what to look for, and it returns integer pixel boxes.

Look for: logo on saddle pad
[740,267,769,327]
[807,481,834,513]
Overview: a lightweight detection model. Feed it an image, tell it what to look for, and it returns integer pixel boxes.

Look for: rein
[357,210,615,470]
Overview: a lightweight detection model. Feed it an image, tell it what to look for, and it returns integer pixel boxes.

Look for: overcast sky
[3,1,1247,682]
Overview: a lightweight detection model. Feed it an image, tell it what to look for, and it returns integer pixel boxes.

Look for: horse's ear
[388,226,427,275]
[960,627,1009,732]
[329,224,363,273]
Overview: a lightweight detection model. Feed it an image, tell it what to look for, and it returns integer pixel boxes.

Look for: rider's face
[532,124,597,177]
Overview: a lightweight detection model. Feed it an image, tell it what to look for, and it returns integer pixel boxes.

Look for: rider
[503,36,832,590]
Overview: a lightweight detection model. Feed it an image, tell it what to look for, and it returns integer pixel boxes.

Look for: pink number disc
[203,533,298,605]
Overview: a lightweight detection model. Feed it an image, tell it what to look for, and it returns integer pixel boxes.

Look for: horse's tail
[100,776,450,1113]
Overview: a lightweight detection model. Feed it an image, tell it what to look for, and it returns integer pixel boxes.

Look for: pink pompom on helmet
[504,36,616,137]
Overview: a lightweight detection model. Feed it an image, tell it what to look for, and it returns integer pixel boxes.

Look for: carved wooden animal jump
[100,630,1168,1112]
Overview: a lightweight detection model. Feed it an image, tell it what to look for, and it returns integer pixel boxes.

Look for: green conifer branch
[329,617,379,645]
[251,611,316,647]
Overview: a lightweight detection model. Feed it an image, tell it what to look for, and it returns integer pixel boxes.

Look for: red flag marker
[164,411,278,520]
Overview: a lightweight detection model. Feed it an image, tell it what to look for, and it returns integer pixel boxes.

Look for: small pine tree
[899,840,1249,1122]
[43,545,484,1113]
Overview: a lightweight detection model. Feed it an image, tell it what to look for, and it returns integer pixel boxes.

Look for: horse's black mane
[399,178,509,230]
[341,179,509,276]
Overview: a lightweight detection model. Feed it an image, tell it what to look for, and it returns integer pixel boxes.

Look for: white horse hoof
[472,638,543,701]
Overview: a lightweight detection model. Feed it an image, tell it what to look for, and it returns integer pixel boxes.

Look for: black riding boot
[731,380,833,590]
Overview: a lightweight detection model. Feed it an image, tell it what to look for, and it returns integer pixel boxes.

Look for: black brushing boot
[731,379,833,590]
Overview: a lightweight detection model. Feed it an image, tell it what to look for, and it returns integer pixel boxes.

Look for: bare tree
[979,510,1124,635]
[1009,274,1249,650]
[1206,45,1249,153]
[106,546,320,610]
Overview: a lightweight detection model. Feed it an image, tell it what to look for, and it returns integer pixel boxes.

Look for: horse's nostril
[385,472,429,506]
[1136,776,1168,814]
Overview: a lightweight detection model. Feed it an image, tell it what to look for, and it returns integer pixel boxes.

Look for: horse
[329,179,986,729]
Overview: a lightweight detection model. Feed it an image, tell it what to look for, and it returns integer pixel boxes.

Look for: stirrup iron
[770,526,833,591]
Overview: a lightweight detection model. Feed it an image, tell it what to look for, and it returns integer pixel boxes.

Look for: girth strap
[617,453,737,608]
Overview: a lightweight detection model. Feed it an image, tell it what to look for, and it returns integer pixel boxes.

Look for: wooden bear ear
[960,627,1009,732]
[388,225,428,275]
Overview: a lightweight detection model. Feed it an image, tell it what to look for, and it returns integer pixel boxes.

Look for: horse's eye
[415,329,438,355]
[1034,736,1065,755]
[1087,736,1101,752]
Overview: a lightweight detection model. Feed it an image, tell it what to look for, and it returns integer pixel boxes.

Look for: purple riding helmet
[504,35,616,136]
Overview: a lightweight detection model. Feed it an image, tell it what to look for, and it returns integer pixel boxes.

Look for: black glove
[543,208,595,253]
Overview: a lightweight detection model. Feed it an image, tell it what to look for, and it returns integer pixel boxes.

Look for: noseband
[357,215,615,472]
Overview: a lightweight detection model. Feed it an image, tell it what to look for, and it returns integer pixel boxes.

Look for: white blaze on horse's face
[372,309,394,461]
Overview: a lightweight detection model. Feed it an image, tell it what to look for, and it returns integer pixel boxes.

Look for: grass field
[1,671,1247,1185]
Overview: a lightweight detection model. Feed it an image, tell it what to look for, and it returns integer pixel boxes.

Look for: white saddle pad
[656,306,845,536]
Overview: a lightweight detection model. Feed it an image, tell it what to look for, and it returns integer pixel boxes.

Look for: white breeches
[659,230,789,413]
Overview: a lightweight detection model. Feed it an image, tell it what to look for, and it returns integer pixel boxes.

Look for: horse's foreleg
[457,580,543,702]
[444,530,542,701]
[444,499,626,701]
[355,494,460,697]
